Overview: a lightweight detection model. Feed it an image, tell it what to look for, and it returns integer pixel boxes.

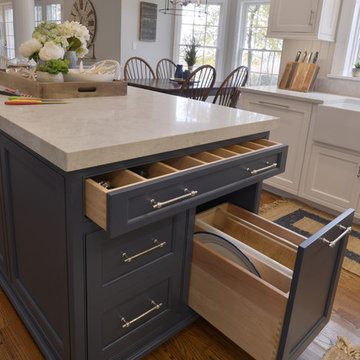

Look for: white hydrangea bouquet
[19,21,90,75]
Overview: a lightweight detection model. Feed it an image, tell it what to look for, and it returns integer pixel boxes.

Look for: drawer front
[88,278,175,360]
[107,145,287,238]
[87,212,190,360]
[189,204,354,360]
[87,217,174,284]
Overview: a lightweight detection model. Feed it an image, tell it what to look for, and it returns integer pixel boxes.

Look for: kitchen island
[0,87,352,360]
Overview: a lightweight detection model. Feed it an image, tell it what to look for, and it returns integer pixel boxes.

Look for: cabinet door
[302,145,360,210]
[240,94,312,194]
[268,0,320,34]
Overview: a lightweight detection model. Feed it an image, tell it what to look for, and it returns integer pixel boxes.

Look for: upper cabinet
[267,0,341,41]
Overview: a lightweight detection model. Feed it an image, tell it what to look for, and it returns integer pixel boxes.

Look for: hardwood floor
[0,191,359,359]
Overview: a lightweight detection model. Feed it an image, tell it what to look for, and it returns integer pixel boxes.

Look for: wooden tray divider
[223,203,306,246]
[240,141,267,150]
[189,151,223,163]
[224,144,254,154]
[143,162,178,179]
[163,156,205,170]
[194,221,292,293]
[208,148,238,158]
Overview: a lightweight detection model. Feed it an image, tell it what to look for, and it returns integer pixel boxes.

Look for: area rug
[259,198,360,277]
[322,337,360,359]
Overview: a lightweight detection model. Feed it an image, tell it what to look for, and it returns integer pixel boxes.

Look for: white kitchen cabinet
[267,0,341,41]
[300,145,360,211]
[240,93,313,195]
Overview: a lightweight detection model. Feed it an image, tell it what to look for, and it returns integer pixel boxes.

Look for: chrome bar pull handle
[246,162,277,175]
[257,101,290,109]
[122,239,166,263]
[121,300,163,329]
[321,225,352,248]
[150,188,198,209]
[308,10,315,26]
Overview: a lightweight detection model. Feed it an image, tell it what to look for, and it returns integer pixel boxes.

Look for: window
[0,3,15,58]
[35,1,63,26]
[175,1,225,73]
[330,0,360,77]
[238,1,282,86]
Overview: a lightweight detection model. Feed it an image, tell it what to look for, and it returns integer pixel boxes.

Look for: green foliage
[66,36,82,51]
[355,61,360,69]
[29,51,40,63]
[38,59,69,75]
[184,37,198,67]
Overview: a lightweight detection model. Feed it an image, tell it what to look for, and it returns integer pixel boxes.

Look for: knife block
[278,62,319,92]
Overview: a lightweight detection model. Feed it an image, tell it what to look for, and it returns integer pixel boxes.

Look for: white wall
[120,0,174,72]
[63,0,122,61]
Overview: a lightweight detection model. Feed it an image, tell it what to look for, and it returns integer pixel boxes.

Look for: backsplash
[315,76,360,98]
[280,39,360,98]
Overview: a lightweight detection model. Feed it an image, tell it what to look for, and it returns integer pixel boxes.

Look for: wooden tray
[0,71,127,98]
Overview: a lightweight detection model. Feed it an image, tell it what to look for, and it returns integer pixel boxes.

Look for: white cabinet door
[240,94,312,195]
[267,0,341,41]
[301,145,360,211]
[268,0,319,34]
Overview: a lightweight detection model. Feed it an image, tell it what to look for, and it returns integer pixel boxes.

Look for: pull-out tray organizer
[189,203,354,360]
[85,139,287,238]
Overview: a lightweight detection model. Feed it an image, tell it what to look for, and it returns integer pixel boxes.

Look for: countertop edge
[63,118,281,171]
[240,87,325,104]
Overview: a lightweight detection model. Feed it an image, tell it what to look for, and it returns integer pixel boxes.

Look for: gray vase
[65,50,78,69]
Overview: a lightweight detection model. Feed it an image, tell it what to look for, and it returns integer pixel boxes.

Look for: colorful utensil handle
[5,101,40,105]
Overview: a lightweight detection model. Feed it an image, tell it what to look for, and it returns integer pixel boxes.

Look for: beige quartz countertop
[240,86,355,104]
[0,87,279,172]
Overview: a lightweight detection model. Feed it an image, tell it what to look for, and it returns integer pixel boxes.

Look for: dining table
[127,78,224,97]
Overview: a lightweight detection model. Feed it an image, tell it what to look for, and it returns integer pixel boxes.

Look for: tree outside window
[177,3,223,69]
[239,2,283,86]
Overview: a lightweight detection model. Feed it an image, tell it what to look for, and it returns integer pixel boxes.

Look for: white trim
[172,0,226,80]
[34,0,64,23]
[331,0,360,76]
[233,0,268,69]
[327,74,360,82]
[235,0,282,86]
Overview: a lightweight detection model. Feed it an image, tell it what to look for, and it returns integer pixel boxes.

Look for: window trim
[234,0,282,86]
[330,0,360,77]
[172,0,227,80]
[0,2,15,58]
[34,0,64,24]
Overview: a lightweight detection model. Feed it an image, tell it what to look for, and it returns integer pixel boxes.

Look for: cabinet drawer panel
[102,280,169,349]
[87,218,174,284]
[88,278,174,360]
[189,203,354,360]
[85,140,287,238]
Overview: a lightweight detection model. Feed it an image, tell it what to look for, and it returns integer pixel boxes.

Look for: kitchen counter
[0,84,288,360]
[0,86,279,171]
[240,85,357,104]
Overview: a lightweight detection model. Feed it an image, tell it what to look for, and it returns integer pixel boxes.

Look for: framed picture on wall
[139,2,157,42]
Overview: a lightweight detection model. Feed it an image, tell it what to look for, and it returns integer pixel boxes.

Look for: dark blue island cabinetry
[0,130,353,360]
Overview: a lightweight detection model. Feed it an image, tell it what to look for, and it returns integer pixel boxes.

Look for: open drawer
[189,203,354,360]
[85,139,287,238]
